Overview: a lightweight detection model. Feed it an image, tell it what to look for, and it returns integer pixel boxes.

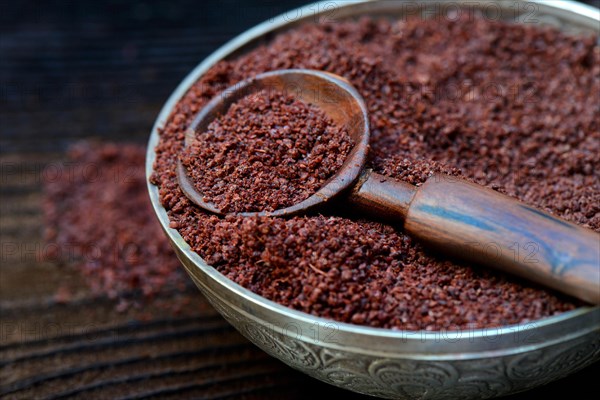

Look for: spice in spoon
[180,89,353,213]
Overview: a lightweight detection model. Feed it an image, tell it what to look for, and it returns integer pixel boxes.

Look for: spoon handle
[349,170,600,304]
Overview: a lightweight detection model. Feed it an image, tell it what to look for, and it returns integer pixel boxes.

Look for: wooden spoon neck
[348,169,417,222]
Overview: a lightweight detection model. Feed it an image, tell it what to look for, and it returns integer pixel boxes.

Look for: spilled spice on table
[43,142,188,311]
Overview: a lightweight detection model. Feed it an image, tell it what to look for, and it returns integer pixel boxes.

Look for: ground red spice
[43,142,187,308]
[154,15,599,330]
[181,89,352,213]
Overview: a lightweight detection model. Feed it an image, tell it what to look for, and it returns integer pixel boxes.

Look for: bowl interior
[146,0,600,350]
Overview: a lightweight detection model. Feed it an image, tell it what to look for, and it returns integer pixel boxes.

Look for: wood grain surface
[404,175,600,304]
[1,1,598,399]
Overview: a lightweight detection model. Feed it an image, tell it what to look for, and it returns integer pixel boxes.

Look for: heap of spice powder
[180,89,353,213]
[153,15,599,330]
[43,142,187,308]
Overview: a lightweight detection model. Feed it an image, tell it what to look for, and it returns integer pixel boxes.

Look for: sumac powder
[181,89,353,213]
[43,142,186,309]
[151,16,599,330]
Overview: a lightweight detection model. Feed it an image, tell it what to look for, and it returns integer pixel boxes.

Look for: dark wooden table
[1,1,598,398]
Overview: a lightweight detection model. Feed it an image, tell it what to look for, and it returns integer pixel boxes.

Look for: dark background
[1,1,599,399]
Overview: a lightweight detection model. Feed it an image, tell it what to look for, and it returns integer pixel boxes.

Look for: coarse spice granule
[151,16,599,330]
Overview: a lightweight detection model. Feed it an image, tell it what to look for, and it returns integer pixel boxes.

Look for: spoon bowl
[177,69,370,217]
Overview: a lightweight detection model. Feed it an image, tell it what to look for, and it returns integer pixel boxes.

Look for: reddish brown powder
[152,16,599,330]
[181,89,352,213]
[43,142,186,308]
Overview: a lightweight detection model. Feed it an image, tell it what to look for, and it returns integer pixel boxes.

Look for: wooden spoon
[177,69,600,305]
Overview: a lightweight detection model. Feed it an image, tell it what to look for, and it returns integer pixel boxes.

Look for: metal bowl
[146,1,600,398]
